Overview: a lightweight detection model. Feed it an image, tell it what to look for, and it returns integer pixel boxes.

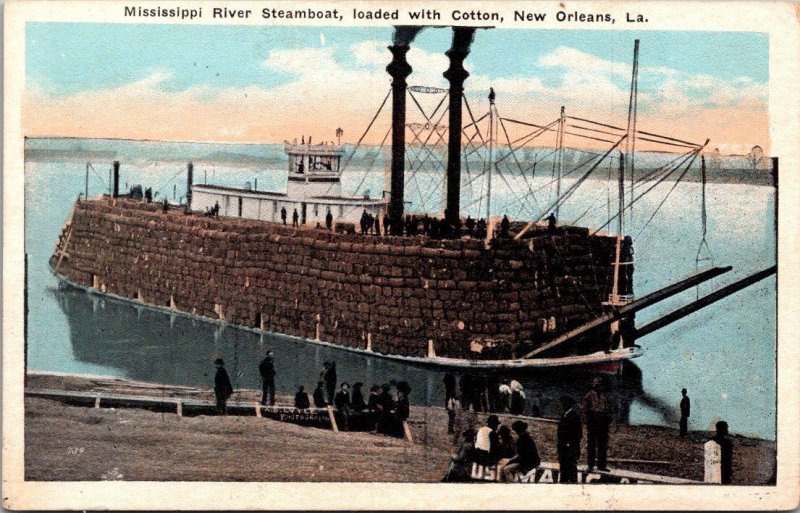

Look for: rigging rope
[340,87,392,173]
[591,146,702,235]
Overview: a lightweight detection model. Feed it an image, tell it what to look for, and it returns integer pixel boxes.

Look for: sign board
[470,462,691,484]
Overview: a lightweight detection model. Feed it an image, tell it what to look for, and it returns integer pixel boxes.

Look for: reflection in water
[54,284,674,424]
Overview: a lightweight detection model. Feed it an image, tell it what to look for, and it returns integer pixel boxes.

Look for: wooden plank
[327,406,340,433]
[254,402,262,418]
[53,223,74,275]
[176,400,182,417]
[94,395,101,409]
[522,266,732,358]
[402,421,414,443]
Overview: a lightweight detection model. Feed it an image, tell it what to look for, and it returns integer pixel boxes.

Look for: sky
[24,23,769,154]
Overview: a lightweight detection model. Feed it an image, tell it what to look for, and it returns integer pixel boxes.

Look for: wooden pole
[637,265,776,339]
[522,266,731,358]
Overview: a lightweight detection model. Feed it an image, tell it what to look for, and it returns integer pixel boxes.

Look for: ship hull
[52,272,641,371]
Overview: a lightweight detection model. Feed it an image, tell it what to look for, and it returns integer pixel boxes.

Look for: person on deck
[557,395,582,483]
[325,362,338,405]
[547,212,557,233]
[313,381,327,407]
[476,218,487,239]
[465,215,476,237]
[294,386,310,409]
[162,198,169,214]
[679,388,691,437]
[474,415,500,466]
[500,420,541,482]
[213,358,233,415]
[500,214,511,238]
[325,209,333,230]
[281,206,287,225]
[374,215,381,236]
[258,349,276,406]
[292,208,299,228]
[583,376,611,472]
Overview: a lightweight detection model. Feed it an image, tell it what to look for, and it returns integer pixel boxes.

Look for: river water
[24,138,776,440]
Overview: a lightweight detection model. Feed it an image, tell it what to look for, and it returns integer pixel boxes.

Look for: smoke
[392,26,425,46]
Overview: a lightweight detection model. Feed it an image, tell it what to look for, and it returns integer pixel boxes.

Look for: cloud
[24,41,768,152]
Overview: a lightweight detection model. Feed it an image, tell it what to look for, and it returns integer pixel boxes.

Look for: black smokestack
[443,27,476,226]
[186,162,194,209]
[112,161,120,198]
[392,25,425,46]
[386,26,424,235]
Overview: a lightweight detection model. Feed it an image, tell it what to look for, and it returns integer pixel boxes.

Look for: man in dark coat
[679,388,691,436]
[583,376,610,471]
[501,420,541,482]
[547,212,557,233]
[557,396,583,483]
[281,206,287,224]
[294,386,310,409]
[325,209,333,230]
[258,350,276,406]
[213,358,233,415]
[292,208,299,227]
[313,381,327,407]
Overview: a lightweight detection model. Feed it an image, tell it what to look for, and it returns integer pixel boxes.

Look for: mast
[611,152,625,304]
[555,105,566,219]
[486,87,495,220]
[610,39,639,306]
[625,39,640,229]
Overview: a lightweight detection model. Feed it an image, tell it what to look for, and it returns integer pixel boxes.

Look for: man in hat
[679,388,691,436]
[557,396,582,483]
[259,349,276,406]
[213,358,233,415]
[500,420,541,482]
[582,376,610,471]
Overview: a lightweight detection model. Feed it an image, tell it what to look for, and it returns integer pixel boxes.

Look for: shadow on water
[51,284,675,424]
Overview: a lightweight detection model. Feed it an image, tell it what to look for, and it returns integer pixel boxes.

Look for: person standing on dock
[322,362,337,405]
[313,381,327,407]
[325,209,333,230]
[443,373,457,404]
[281,206,287,225]
[583,376,610,472]
[474,415,500,466]
[259,349,276,406]
[294,386,310,410]
[292,208,299,228]
[213,358,233,415]
[679,388,691,436]
[557,396,582,483]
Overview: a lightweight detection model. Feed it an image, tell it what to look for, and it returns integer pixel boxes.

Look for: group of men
[444,372,530,434]
[279,206,300,227]
[444,375,611,483]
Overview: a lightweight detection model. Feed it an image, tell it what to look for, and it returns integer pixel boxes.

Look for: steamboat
[49,28,773,371]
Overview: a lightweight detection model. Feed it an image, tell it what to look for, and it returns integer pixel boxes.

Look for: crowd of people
[443,375,610,483]
[443,372,534,435]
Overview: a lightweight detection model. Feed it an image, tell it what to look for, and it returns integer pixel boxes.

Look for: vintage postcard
[3,0,799,510]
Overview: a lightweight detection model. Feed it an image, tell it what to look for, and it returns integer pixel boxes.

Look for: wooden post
[326,406,340,432]
[176,400,183,417]
[94,395,101,409]
[254,402,262,418]
[704,439,722,483]
[402,421,414,443]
